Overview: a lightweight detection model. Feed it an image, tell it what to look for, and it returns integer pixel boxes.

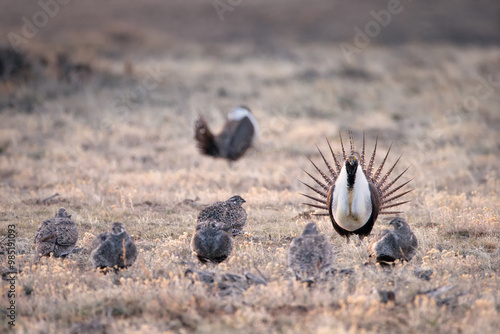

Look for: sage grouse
[288,222,334,280]
[191,221,234,264]
[194,106,259,161]
[34,208,78,257]
[91,222,138,270]
[302,132,412,240]
[197,195,247,236]
[369,217,418,265]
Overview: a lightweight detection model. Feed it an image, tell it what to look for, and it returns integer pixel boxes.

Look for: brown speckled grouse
[197,195,247,236]
[91,222,138,270]
[369,217,418,265]
[288,222,334,280]
[191,221,234,264]
[34,208,78,258]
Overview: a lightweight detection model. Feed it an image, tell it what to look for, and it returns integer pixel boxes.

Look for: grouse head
[389,217,410,231]
[206,221,231,233]
[111,222,126,234]
[345,153,360,177]
[56,208,71,219]
[227,195,246,206]
[207,221,219,230]
[302,222,319,235]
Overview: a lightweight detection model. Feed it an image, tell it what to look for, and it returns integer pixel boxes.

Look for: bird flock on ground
[33,106,418,281]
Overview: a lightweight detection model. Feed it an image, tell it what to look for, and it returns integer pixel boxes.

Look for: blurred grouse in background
[302,132,412,240]
[91,222,138,271]
[369,217,418,265]
[191,221,234,264]
[197,195,247,236]
[34,208,78,258]
[288,222,334,280]
[194,106,259,161]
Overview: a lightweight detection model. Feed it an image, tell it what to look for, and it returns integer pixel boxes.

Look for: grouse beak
[346,155,358,176]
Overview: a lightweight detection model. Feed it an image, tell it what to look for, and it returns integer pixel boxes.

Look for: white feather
[331,164,373,231]
[228,107,250,121]
[228,107,260,141]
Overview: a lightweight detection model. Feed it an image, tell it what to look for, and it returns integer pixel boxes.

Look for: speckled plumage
[197,195,247,236]
[369,217,418,264]
[288,222,334,280]
[191,221,234,264]
[34,208,78,258]
[91,222,138,270]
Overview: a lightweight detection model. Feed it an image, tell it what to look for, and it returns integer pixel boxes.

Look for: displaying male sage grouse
[34,208,78,258]
[288,222,334,280]
[369,217,418,265]
[91,222,138,270]
[302,132,412,240]
[194,106,259,161]
[191,221,234,264]
[197,195,247,236]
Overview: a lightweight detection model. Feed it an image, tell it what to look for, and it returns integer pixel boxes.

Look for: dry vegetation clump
[1,5,499,332]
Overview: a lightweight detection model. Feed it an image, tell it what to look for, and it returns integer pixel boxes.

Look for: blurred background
[1,0,499,111]
[1,0,500,50]
[0,0,499,193]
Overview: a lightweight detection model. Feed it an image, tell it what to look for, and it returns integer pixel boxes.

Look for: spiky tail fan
[302,132,413,218]
[194,117,220,157]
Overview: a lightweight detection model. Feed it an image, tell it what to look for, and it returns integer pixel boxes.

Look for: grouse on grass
[34,208,78,258]
[91,222,138,270]
[191,221,234,264]
[302,132,412,240]
[197,195,247,236]
[368,217,418,265]
[288,222,334,280]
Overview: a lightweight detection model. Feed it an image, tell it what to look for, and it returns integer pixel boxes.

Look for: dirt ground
[0,1,499,333]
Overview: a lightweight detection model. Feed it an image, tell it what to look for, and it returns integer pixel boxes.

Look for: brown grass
[1,2,500,333]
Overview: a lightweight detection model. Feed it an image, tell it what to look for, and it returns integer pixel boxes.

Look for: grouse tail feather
[194,116,220,157]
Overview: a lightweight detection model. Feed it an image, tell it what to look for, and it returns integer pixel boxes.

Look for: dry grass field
[1,1,500,333]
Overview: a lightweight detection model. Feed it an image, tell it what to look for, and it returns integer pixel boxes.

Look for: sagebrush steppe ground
[1,2,500,333]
